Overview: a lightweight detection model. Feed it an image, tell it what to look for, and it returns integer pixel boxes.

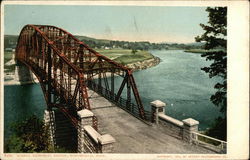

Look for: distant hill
[186,42,205,47]
[75,35,111,44]
[4,34,204,51]
[4,35,18,49]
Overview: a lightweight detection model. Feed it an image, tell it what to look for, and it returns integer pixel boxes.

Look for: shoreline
[126,56,161,71]
[4,56,161,86]
[4,80,39,86]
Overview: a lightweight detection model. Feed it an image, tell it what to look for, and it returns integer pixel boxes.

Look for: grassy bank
[96,49,154,65]
[4,49,155,73]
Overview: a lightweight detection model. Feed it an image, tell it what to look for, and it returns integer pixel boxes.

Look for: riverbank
[96,48,161,71]
[4,71,39,86]
[4,53,39,86]
[126,56,160,71]
[4,49,161,86]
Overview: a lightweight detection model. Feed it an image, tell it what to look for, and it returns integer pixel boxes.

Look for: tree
[5,115,73,153]
[131,48,137,54]
[4,115,50,153]
[195,7,227,140]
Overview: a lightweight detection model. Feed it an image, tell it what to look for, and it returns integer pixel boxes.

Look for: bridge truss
[15,25,151,127]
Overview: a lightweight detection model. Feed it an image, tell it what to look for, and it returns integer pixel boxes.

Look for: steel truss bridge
[15,25,152,129]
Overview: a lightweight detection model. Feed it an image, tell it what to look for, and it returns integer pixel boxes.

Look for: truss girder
[15,24,146,123]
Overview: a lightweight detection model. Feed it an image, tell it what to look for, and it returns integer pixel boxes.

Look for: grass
[96,49,154,65]
[96,49,132,59]
[3,49,154,73]
[113,54,145,65]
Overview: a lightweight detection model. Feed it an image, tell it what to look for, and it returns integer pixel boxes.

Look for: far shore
[184,49,206,54]
[4,54,161,86]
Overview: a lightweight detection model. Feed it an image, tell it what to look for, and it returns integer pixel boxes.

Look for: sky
[4,5,208,43]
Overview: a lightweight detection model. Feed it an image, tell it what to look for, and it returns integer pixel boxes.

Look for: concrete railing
[191,132,227,153]
[82,125,101,153]
[82,125,115,153]
[158,113,184,139]
[151,100,227,153]
[77,109,115,153]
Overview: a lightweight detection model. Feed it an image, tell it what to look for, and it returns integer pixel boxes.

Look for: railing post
[182,118,199,144]
[150,100,166,124]
[77,109,94,153]
[97,134,116,153]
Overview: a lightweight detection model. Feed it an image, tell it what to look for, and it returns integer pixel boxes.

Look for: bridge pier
[15,61,38,84]
[44,109,78,152]
[44,109,56,149]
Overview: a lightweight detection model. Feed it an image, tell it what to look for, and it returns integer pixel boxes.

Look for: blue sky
[4,5,208,43]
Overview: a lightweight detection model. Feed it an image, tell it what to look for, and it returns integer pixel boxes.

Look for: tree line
[79,38,203,51]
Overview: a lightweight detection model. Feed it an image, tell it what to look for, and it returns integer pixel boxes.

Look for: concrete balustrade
[77,109,94,153]
[77,109,94,126]
[150,100,166,124]
[158,113,184,139]
[151,100,200,143]
[182,118,199,143]
[97,134,116,153]
[77,109,115,153]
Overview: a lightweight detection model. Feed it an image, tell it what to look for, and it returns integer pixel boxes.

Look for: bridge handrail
[191,131,227,152]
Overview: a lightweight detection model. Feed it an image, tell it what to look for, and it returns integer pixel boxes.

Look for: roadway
[88,89,216,153]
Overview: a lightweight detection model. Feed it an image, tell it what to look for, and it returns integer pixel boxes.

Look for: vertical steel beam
[127,80,131,110]
[98,59,102,93]
[68,67,71,101]
[79,44,84,69]
[111,70,114,100]
[128,74,145,119]
[47,45,52,110]
[59,59,64,103]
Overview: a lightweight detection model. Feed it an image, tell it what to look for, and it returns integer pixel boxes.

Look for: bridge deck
[88,90,215,154]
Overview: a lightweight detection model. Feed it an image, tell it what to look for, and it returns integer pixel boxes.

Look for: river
[132,50,221,130]
[4,50,221,140]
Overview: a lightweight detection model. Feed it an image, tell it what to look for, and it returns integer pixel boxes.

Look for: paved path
[88,90,216,154]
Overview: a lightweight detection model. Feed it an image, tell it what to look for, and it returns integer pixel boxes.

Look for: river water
[132,50,221,130]
[4,50,221,140]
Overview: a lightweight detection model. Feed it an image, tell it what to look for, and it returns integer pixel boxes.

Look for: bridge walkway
[88,90,216,154]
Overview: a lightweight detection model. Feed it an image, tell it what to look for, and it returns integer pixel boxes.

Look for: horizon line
[4,34,198,44]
